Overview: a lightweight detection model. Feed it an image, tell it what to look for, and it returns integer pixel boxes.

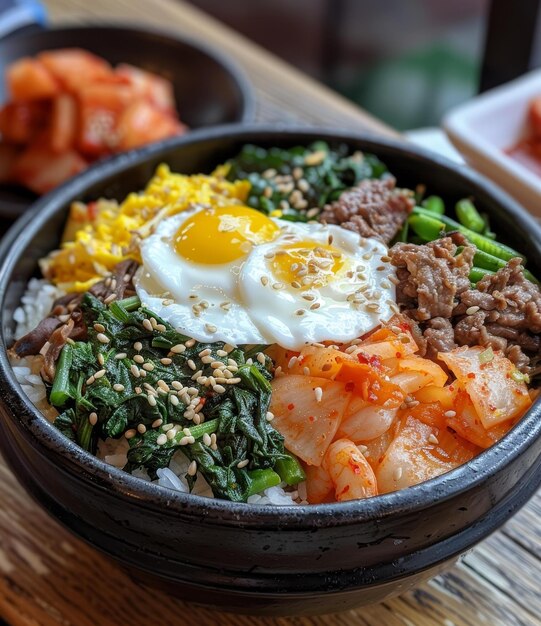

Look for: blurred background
[186,0,535,131]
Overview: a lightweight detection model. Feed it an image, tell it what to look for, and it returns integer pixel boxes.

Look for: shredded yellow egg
[41,164,250,292]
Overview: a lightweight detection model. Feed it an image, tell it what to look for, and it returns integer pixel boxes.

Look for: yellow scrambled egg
[41,164,250,292]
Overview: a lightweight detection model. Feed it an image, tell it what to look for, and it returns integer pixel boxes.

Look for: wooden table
[1,1,540,624]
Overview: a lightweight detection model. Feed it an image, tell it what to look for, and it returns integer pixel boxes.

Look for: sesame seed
[213,384,226,394]
[137,424,147,434]
[162,423,174,432]
[115,352,127,360]
[171,344,186,354]
[156,324,166,332]
[187,359,197,371]
[179,436,190,446]
[188,460,198,476]
[171,381,183,390]
[152,418,163,429]
[125,429,137,440]
[257,352,266,365]
[96,333,110,344]
[89,412,98,426]
[314,387,323,402]
[288,356,298,369]
[295,309,306,316]
[148,395,157,407]
[133,354,144,364]
[156,434,167,446]
[445,410,457,418]
[211,361,223,369]
[139,369,147,378]
[428,434,439,445]
[185,339,196,348]
[94,323,105,333]
[203,433,212,446]
[237,459,249,469]
[310,302,321,310]
[113,383,125,392]
[291,281,301,289]
[260,276,269,286]
[466,306,480,315]
[104,293,117,305]
[157,380,170,392]
[266,411,274,421]
[97,353,105,366]
[199,348,212,358]
[86,375,95,385]
[166,429,176,441]
[143,362,155,371]
[142,319,153,331]
[393,467,403,481]
[201,355,213,364]
[227,377,242,384]
[216,349,228,357]
[205,323,217,334]
[135,386,142,394]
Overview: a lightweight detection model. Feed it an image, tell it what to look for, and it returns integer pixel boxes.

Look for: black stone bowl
[1,126,541,616]
[0,25,254,219]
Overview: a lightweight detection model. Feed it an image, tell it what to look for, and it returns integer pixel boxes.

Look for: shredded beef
[390,238,541,372]
[320,177,414,244]
[390,237,474,322]
[453,257,541,371]
[12,316,62,357]
[41,319,74,383]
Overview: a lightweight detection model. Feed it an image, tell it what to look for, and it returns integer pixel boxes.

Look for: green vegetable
[469,266,495,283]
[247,469,281,496]
[274,453,306,485]
[412,206,524,262]
[50,344,73,406]
[455,198,485,233]
[408,214,445,241]
[422,195,445,215]
[226,142,387,221]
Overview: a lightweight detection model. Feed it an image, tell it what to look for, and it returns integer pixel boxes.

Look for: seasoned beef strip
[320,177,414,244]
[453,257,541,371]
[390,237,541,372]
[390,237,474,321]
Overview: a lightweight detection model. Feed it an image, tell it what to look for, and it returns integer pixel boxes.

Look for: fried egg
[134,204,396,348]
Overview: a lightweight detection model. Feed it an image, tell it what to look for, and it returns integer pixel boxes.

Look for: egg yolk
[271,241,346,289]
[174,205,279,264]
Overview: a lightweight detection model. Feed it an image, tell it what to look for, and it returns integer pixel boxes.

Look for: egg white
[134,210,396,348]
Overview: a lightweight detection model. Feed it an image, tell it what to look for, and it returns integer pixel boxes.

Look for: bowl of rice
[1,125,541,615]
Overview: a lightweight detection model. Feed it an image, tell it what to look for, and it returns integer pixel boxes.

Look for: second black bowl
[0,24,255,219]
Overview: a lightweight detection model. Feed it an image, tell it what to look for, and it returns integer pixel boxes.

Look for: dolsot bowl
[1,126,541,616]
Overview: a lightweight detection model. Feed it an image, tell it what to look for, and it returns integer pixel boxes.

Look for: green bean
[188,418,220,440]
[473,249,538,284]
[274,454,306,486]
[456,199,485,233]
[412,207,525,261]
[115,295,141,311]
[50,344,73,406]
[421,195,445,215]
[408,214,445,241]
[469,267,495,283]
[247,469,281,496]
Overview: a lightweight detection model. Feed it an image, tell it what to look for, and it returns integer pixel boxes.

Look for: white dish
[444,69,541,217]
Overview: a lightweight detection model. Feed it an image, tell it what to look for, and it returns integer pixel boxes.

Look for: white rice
[9,279,300,506]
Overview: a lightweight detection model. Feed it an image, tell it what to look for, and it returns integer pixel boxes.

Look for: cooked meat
[390,237,475,321]
[453,257,541,371]
[390,236,541,372]
[423,317,457,358]
[320,177,414,244]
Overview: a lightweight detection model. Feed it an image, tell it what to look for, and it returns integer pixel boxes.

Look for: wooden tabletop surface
[0,1,540,625]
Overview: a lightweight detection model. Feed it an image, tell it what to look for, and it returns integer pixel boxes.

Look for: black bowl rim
[0,23,255,124]
[1,123,541,527]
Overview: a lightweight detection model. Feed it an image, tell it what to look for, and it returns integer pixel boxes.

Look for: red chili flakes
[287,403,295,410]
[345,382,355,392]
[467,373,476,379]
[349,459,361,474]
[308,415,315,422]
[356,352,382,370]
[338,485,350,497]
[395,352,402,359]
